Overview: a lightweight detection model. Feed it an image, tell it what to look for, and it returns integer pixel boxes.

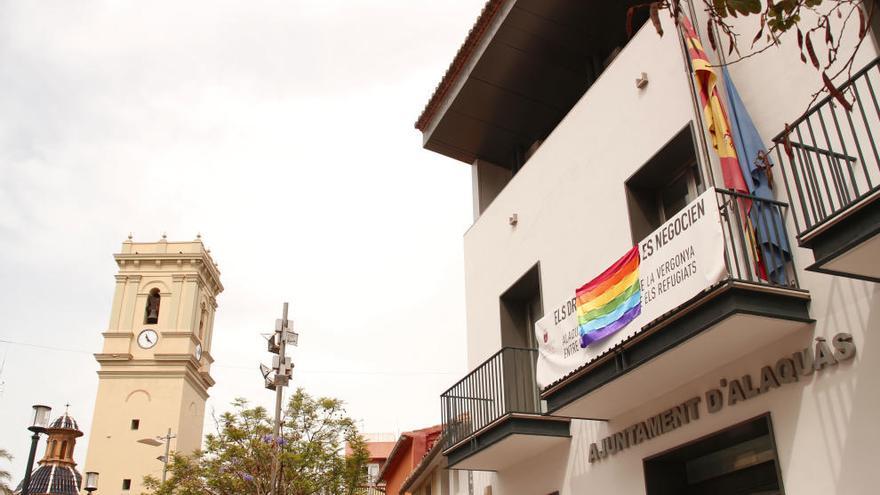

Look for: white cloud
[0,0,485,480]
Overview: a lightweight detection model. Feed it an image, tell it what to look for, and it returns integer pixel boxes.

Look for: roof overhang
[415,0,647,168]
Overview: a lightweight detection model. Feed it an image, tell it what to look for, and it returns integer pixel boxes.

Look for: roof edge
[399,434,445,494]
[376,434,412,483]
[414,0,510,132]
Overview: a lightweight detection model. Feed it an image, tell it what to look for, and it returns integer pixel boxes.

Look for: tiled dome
[13,465,82,495]
[49,413,79,432]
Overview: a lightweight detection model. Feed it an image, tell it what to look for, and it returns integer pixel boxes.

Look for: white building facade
[418,1,880,494]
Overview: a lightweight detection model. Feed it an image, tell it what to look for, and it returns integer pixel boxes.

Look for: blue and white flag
[722,66,792,285]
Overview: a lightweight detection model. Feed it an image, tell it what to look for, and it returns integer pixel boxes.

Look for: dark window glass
[644,415,784,495]
[626,124,705,243]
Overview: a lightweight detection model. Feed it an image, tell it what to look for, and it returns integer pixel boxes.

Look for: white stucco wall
[463,14,697,369]
[457,4,880,494]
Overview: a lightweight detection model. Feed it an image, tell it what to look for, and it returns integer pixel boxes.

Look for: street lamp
[21,404,52,495]
[84,471,99,493]
[137,428,175,483]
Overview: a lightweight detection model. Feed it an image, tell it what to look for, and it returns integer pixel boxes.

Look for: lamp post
[137,428,175,483]
[84,471,99,494]
[21,404,51,495]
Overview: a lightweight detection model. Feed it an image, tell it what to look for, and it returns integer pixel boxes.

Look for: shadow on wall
[569,419,605,481]
[827,281,879,493]
[495,439,570,495]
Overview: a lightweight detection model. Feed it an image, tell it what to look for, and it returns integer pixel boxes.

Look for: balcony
[542,189,812,420]
[772,56,880,282]
[441,347,570,471]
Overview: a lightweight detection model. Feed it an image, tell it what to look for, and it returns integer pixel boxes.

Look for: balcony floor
[445,414,570,471]
[543,282,813,420]
[802,190,880,282]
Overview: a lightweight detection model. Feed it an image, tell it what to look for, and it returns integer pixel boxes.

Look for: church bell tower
[84,236,223,494]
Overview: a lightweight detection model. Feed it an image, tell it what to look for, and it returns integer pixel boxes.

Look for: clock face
[194,343,203,362]
[137,329,159,349]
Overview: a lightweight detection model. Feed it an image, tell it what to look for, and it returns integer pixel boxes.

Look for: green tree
[144,389,369,495]
[0,448,13,495]
[638,0,873,108]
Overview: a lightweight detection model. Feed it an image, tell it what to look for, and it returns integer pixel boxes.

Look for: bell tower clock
[83,235,223,494]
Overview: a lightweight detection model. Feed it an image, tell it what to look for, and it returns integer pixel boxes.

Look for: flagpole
[676,6,717,188]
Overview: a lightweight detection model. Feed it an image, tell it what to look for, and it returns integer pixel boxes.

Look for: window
[144,288,161,324]
[130,419,140,430]
[51,440,58,457]
[59,441,68,458]
[626,124,705,243]
[122,479,132,490]
[366,463,379,483]
[198,305,208,341]
[499,263,543,350]
[643,415,784,494]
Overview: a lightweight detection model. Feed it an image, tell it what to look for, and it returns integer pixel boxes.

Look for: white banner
[536,188,727,389]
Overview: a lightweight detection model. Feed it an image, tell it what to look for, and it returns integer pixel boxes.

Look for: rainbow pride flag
[576,246,642,347]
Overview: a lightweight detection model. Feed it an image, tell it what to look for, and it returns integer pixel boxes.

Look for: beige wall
[86,377,194,494]
[84,239,221,494]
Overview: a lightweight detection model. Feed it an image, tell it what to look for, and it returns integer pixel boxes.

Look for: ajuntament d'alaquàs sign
[587,333,856,463]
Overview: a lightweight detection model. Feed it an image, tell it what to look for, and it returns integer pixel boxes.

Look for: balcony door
[499,263,543,413]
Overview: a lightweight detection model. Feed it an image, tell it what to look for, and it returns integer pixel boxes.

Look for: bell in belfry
[145,289,160,324]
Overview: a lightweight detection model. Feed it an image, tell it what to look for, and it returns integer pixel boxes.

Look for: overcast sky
[0,0,484,481]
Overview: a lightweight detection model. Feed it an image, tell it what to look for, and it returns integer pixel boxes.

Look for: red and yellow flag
[680,16,751,202]
[681,16,769,280]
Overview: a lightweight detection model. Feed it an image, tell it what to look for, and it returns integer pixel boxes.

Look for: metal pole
[21,431,40,495]
[270,302,288,495]
[161,428,172,483]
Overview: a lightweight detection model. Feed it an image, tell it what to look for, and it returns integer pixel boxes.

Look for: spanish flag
[681,16,769,280]
[680,16,751,202]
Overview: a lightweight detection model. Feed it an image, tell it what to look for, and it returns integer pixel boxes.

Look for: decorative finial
[127,232,133,241]
[65,403,70,414]
[161,232,167,240]
[196,232,202,240]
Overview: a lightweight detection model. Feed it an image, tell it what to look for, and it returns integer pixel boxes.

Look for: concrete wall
[85,377,190,494]
[462,14,696,369]
[457,3,880,494]
[84,240,220,494]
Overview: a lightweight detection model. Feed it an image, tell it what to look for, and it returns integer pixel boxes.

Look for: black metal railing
[440,347,540,450]
[771,56,880,238]
[714,188,800,288]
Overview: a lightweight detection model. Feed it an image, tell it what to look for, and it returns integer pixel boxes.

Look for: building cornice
[115,252,223,295]
[95,367,211,399]
[95,353,133,362]
[101,331,134,338]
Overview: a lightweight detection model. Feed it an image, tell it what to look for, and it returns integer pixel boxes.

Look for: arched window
[59,440,68,459]
[51,440,58,457]
[145,288,161,324]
